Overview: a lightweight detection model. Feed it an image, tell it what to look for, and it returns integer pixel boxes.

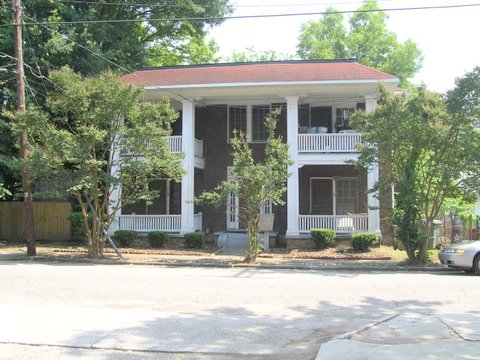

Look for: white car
[439,240,480,274]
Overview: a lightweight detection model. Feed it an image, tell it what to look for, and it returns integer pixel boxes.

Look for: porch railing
[119,215,181,232]
[167,136,182,153]
[167,136,204,158]
[299,214,368,233]
[298,133,364,153]
[118,213,203,232]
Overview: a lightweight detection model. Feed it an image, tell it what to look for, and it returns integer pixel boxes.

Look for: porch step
[217,232,248,250]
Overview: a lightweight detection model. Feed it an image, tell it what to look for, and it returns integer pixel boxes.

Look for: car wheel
[474,254,480,275]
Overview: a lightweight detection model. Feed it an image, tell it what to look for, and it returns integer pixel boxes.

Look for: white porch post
[365,95,381,235]
[285,96,300,237]
[367,163,381,234]
[108,123,122,235]
[181,100,195,234]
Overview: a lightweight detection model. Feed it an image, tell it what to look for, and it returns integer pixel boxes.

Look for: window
[228,105,275,142]
[252,105,270,142]
[310,178,334,215]
[335,108,355,132]
[310,107,332,132]
[228,106,247,139]
[336,179,359,215]
[262,200,273,214]
[310,178,359,215]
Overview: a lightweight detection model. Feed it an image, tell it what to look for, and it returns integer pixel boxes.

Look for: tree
[225,47,295,62]
[0,1,232,198]
[352,85,480,264]
[196,109,292,263]
[296,1,423,86]
[146,36,221,66]
[7,70,184,257]
[0,0,232,75]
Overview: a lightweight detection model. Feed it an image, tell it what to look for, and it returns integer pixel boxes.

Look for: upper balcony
[298,132,364,153]
[296,130,365,166]
[167,136,205,169]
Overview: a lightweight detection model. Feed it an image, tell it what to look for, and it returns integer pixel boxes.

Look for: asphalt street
[0,262,478,359]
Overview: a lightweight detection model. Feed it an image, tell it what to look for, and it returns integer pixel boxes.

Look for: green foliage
[352,81,480,264]
[148,231,169,248]
[296,0,423,86]
[68,212,89,242]
[351,232,378,252]
[310,228,336,249]
[196,109,292,263]
[6,70,184,257]
[184,232,205,249]
[0,183,11,200]
[0,1,232,76]
[114,230,137,247]
[224,47,295,62]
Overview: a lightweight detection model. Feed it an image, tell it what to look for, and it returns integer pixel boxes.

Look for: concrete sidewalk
[317,312,480,359]
[0,246,447,272]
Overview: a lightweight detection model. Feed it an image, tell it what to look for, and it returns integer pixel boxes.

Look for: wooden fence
[0,202,72,242]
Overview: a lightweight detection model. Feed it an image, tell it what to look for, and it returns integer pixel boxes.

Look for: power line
[1,3,480,27]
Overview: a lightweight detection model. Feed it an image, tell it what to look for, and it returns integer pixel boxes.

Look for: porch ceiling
[143,80,396,106]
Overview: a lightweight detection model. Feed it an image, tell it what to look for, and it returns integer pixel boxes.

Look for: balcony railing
[167,136,204,158]
[118,213,203,232]
[299,214,368,233]
[298,133,364,153]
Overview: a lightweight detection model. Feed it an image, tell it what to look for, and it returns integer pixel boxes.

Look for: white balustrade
[118,213,204,232]
[119,215,181,232]
[298,214,368,233]
[298,133,364,153]
[167,136,182,153]
[167,136,204,158]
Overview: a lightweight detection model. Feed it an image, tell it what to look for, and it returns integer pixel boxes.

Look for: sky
[209,0,480,93]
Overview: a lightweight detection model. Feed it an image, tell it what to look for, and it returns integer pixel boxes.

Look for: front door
[227,167,239,230]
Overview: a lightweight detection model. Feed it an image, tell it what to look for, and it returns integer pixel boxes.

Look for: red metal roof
[121,60,398,87]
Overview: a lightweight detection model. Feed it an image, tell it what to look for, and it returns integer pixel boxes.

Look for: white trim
[144,79,399,90]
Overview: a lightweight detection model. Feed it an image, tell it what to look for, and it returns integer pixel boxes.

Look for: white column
[108,123,122,235]
[365,95,381,235]
[365,95,377,112]
[285,96,299,237]
[367,163,381,235]
[181,100,195,234]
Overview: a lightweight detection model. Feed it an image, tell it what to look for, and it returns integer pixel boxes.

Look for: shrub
[310,228,336,249]
[148,231,169,248]
[114,230,137,247]
[352,232,378,252]
[68,212,93,242]
[68,212,85,242]
[184,232,205,249]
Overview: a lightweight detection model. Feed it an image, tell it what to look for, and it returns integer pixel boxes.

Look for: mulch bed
[53,246,217,256]
[53,246,391,260]
[265,248,392,260]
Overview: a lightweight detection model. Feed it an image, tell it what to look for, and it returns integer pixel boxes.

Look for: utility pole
[13,0,36,256]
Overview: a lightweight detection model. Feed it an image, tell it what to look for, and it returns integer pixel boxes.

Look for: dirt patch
[53,246,218,257]
[264,247,392,260]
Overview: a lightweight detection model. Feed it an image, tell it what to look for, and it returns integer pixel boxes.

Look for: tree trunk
[245,215,260,263]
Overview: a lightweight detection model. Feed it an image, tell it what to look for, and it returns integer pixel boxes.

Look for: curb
[0,254,451,272]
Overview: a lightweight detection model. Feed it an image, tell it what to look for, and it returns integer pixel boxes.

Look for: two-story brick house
[111,60,399,243]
